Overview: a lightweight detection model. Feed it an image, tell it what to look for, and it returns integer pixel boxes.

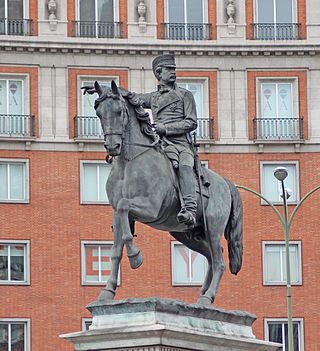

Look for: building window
[265,318,304,351]
[260,162,299,204]
[262,242,302,285]
[0,159,29,203]
[0,241,30,284]
[82,318,92,331]
[81,241,118,285]
[0,319,30,350]
[80,161,111,204]
[254,79,302,141]
[0,0,33,35]
[75,78,114,139]
[163,0,211,40]
[253,0,299,40]
[74,0,121,38]
[171,242,207,285]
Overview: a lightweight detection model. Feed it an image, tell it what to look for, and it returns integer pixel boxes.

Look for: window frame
[164,0,208,24]
[0,0,29,21]
[171,241,207,286]
[0,318,31,351]
[260,161,300,205]
[0,74,30,116]
[256,77,299,120]
[76,0,119,22]
[264,317,304,351]
[0,158,30,204]
[77,75,119,117]
[262,241,302,286]
[254,0,297,24]
[80,160,112,205]
[81,318,93,331]
[81,240,119,286]
[0,240,30,285]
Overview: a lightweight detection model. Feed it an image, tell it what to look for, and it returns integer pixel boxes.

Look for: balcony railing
[74,116,214,141]
[74,116,103,140]
[253,117,304,141]
[72,21,123,38]
[0,115,36,138]
[0,19,33,36]
[160,23,212,40]
[250,23,301,40]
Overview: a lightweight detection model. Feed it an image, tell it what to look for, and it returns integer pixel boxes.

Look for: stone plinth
[61,298,281,351]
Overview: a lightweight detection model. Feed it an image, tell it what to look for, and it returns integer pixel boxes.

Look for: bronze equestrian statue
[82,55,243,306]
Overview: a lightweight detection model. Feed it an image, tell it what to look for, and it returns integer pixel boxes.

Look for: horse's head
[94,80,128,156]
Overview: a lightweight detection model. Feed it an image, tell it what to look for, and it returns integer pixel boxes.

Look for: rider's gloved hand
[153,123,166,137]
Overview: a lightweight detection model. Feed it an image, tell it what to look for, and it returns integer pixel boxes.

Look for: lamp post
[237,170,320,351]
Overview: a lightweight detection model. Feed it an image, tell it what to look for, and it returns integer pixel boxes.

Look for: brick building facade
[0,0,320,350]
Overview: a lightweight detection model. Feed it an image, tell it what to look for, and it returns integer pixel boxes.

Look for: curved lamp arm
[288,184,320,229]
[236,185,285,228]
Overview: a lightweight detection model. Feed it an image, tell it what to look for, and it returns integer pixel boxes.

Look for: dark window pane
[276,0,293,23]
[268,323,283,344]
[98,0,113,22]
[11,324,24,351]
[0,0,5,18]
[0,324,8,351]
[8,0,23,19]
[186,0,203,23]
[80,0,95,21]
[257,0,274,23]
[0,245,8,281]
[168,0,184,23]
[284,323,300,351]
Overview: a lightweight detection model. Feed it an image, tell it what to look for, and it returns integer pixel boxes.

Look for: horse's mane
[95,87,155,141]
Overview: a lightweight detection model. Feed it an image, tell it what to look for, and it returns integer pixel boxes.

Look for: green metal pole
[280,181,294,351]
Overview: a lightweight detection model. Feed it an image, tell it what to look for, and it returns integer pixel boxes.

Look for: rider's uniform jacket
[137,83,197,146]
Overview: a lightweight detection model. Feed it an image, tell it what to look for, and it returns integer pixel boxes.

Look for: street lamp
[236,170,320,351]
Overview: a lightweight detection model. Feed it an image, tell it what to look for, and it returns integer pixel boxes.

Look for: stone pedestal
[61,298,281,351]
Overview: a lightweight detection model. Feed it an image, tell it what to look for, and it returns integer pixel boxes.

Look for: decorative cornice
[1,37,320,56]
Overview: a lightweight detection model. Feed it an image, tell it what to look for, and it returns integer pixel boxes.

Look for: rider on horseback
[136,54,198,227]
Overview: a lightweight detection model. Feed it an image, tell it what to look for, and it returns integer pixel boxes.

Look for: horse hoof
[197,295,213,306]
[97,288,115,302]
[128,250,143,269]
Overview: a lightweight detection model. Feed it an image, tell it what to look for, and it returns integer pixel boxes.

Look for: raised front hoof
[197,295,213,306]
[128,250,143,269]
[97,288,115,302]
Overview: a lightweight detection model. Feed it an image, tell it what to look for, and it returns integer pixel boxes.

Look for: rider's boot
[177,165,197,227]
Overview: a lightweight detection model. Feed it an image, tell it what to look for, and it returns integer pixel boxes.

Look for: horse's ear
[111,80,120,96]
[94,81,103,96]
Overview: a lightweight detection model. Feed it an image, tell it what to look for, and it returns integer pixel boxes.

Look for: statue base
[61,298,281,351]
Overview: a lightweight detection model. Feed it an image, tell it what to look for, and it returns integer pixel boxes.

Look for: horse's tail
[224,178,243,275]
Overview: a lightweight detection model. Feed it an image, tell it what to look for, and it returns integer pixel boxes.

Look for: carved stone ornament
[137,0,147,32]
[48,0,58,31]
[226,0,236,34]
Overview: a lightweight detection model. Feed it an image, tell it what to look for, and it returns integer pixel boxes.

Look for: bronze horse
[86,80,243,305]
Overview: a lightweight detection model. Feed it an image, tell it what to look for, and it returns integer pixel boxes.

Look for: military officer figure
[137,54,198,227]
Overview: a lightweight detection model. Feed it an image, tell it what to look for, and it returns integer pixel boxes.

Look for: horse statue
[84,80,243,306]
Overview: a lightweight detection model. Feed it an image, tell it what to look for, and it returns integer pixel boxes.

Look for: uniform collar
[157,83,177,94]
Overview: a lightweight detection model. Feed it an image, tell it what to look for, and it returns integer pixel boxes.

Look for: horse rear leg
[98,212,124,301]
[197,221,226,306]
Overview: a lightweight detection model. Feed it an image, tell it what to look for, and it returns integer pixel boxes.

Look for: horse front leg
[117,198,144,269]
[98,211,124,301]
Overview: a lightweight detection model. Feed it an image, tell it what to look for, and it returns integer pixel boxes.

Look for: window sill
[0,281,30,285]
[0,199,29,204]
[263,282,302,286]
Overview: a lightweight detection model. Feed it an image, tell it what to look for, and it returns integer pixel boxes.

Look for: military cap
[152,54,176,75]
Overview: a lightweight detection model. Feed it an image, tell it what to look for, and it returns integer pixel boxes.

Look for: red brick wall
[177,71,218,140]
[67,0,128,37]
[30,0,38,35]
[246,0,306,39]
[0,150,319,349]
[156,0,217,39]
[247,70,308,140]
[0,66,39,136]
[68,68,128,138]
